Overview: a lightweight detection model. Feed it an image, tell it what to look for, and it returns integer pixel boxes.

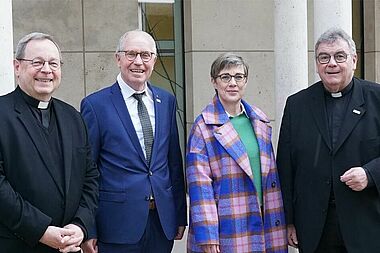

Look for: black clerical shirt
[324,81,353,149]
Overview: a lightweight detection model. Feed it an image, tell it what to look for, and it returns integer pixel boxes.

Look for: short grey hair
[116,30,157,54]
[15,32,62,60]
[210,53,249,79]
[315,27,356,56]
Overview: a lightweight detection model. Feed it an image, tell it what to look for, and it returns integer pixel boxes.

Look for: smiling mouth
[35,78,53,82]
[131,69,144,73]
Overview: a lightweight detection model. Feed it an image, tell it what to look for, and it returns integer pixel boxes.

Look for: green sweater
[230,114,262,205]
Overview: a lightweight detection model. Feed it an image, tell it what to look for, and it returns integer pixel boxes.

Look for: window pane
[144,3,174,40]
[150,56,175,94]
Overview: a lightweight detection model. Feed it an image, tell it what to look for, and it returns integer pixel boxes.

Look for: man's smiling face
[316,38,357,93]
[116,32,157,91]
[14,39,61,101]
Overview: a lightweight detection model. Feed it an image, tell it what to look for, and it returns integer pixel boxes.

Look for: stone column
[0,0,15,95]
[313,0,352,81]
[274,0,308,143]
[364,0,380,82]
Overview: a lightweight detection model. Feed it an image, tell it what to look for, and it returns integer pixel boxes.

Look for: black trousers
[314,202,347,253]
[98,209,174,253]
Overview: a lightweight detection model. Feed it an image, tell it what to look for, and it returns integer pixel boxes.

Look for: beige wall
[184,0,276,136]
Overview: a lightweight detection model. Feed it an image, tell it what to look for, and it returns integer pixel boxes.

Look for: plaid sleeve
[186,121,219,245]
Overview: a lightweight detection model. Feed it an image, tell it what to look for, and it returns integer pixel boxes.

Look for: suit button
[148,171,153,176]
[275,220,280,226]
[322,209,327,214]
[326,180,331,185]
[271,181,276,188]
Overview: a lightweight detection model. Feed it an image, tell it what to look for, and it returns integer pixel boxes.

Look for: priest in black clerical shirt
[277,28,380,253]
[0,32,98,253]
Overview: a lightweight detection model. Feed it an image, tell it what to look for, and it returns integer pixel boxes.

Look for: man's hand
[340,167,368,191]
[82,238,98,253]
[287,224,298,248]
[174,226,186,240]
[200,244,220,253]
[39,226,75,250]
[57,224,84,253]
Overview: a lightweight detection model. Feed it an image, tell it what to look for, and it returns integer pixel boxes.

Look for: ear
[211,77,217,89]
[352,53,358,71]
[115,53,121,67]
[152,54,157,64]
[14,59,21,76]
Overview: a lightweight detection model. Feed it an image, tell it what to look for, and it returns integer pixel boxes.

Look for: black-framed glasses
[17,58,62,71]
[316,52,350,64]
[118,50,155,62]
[216,73,247,83]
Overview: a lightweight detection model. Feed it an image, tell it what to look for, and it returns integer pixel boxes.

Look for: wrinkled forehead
[24,39,60,58]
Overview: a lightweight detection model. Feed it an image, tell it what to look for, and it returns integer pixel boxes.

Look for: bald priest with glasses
[277,27,380,253]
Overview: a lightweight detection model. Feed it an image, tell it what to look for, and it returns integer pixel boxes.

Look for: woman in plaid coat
[186,53,287,253]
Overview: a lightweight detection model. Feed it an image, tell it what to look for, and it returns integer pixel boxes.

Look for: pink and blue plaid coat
[186,95,287,253]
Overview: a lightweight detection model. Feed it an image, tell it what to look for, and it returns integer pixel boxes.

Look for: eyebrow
[318,50,346,55]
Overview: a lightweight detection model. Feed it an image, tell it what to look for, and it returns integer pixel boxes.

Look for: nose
[327,56,338,66]
[229,77,238,86]
[40,61,52,73]
[133,54,143,64]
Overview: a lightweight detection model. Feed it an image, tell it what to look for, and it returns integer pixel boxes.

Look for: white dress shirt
[117,73,155,159]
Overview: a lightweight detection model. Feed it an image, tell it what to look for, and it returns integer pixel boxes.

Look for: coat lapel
[204,96,253,178]
[110,83,146,163]
[243,99,273,190]
[149,85,161,167]
[310,83,332,151]
[14,91,64,196]
[54,100,73,196]
[333,79,365,154]
[214,123,253,178]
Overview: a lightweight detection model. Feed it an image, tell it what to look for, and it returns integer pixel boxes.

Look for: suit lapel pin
[155,96,161,103]
[352,109,361,115]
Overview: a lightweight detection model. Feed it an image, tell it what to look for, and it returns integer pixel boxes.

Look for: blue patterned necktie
[133,92,154,165]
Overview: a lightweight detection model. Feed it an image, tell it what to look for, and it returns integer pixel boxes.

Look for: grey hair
[210,53,249,79]
[315,27,356,56]
[15,32,62,60]
[116,30,157,54]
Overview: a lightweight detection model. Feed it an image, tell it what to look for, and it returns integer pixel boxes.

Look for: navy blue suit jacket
[81,82,187,244]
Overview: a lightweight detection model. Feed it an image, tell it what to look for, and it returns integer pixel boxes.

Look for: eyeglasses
[316,52,351,64]
[216,73,247,83]
[17,58,62,71]
[118,51,155,62]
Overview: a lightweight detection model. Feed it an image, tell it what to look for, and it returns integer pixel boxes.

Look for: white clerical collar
[38,101,49,109]
[331,92,342,98]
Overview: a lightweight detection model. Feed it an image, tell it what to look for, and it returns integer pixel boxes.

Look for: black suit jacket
[277,78,380,253]
[0,87,99,252]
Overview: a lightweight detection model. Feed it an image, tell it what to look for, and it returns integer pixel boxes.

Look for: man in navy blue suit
[80,30,187,253]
